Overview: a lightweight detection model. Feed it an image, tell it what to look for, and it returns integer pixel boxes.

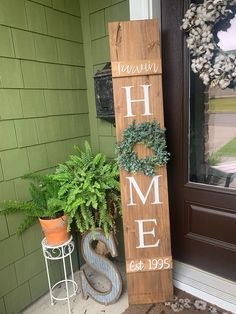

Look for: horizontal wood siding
[0,1,88,313]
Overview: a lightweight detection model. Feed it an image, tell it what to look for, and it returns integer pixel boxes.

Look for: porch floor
[21,261,234,314]
[22,262,128,314]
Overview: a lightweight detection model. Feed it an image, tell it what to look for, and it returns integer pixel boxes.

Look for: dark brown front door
[161,0,236,281]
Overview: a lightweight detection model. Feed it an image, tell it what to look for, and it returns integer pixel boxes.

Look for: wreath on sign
[182,0,236,89]
[116,121,170,176]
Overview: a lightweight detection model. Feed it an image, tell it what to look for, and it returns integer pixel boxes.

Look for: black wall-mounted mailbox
[94,63,115,124]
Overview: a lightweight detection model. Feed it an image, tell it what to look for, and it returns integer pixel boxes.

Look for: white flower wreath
[182,0,236,89]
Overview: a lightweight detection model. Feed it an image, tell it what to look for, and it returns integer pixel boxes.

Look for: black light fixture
[94,62,115,124]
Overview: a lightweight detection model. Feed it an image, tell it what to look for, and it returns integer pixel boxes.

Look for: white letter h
[123,84,152,117]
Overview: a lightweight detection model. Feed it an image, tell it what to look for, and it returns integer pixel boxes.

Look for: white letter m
[126,175,162,206]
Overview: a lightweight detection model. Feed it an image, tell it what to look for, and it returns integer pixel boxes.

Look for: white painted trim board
[173,260,236,313]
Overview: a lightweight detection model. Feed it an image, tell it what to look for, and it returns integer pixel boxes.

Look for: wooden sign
[108,20,173,304]
[111,59,162,77]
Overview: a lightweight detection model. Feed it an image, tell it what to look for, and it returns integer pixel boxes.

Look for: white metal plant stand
[41,236,78,314]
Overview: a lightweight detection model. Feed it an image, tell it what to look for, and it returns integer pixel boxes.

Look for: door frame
[128,1,236,312]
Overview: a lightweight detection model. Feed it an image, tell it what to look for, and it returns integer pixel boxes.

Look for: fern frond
[80,205,91,230]
[47,198,65,212]
[67,214,74,232]
[22,172,51,185]
[0,200,37,215]
[74,213,83,233]
[84,140,91,154]
[17,216,38,234]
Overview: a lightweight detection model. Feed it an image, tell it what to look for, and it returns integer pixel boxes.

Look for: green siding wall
[80,0,129,263]
[0,0,129,312]
[80,0,129,158]
[0,0,87,313]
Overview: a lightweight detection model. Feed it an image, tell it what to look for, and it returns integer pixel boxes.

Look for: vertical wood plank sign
[108,20,173,304]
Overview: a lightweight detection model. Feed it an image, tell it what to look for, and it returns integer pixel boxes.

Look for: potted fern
[52,141,121,242]
[0,173,70,245]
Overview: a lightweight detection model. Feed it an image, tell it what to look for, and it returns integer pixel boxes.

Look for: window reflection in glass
[189,15,236,189]
[190,77,236,189]
[217,14,236,52]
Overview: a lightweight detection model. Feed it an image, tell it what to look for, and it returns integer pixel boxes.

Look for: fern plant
[52,141,121,238]
[0,173,65,234]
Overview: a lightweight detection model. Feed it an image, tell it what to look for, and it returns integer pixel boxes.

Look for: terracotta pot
[39,214,70,245]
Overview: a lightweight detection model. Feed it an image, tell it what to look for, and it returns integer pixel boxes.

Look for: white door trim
[173,260,236,313]
[129,0,161,20]
[129,0,152,20]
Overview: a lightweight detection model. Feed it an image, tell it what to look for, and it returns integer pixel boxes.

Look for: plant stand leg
[44,254,54,306]
[62,249,71,314]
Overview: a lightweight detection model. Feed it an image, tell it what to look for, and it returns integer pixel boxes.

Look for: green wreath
[116,121,170,176]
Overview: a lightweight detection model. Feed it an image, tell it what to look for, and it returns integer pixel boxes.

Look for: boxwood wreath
[116,121,170,176]
[182,0,236,89]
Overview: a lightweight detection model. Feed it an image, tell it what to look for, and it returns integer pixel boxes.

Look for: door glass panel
[189,3,236,189]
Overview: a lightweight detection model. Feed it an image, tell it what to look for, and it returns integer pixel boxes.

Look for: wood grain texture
[109,20,173,304]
